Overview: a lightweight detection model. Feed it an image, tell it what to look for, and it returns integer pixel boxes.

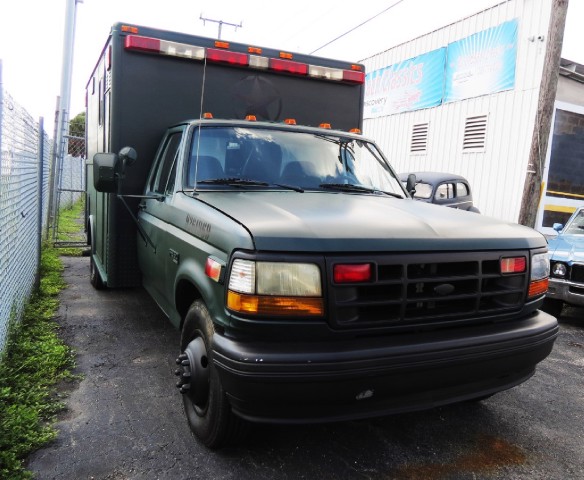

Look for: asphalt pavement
[27,255,584,480]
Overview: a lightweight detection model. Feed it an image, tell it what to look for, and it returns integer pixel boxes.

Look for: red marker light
[334,264,372,283]
[500,257,526,274]
[206,48,248,66]
[270,58,308,76]
[343,69,365,84]
[124,35,161,53]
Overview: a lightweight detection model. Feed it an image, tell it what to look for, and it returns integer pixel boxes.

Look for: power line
[309,0,406,55]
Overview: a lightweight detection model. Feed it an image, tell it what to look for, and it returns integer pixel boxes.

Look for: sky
[1,0,582,136]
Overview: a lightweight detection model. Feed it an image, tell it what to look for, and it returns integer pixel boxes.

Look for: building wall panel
[362,0,552,222]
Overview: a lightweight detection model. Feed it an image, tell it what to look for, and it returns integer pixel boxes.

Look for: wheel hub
[175,337,210,408]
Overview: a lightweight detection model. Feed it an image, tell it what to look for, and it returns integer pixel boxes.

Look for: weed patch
[0,222,78,479]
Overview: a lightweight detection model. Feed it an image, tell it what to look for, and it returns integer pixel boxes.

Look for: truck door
[137,127,184,314]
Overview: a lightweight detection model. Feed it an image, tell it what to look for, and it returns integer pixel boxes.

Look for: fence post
[46,96,59,242]
[35,117,45,290]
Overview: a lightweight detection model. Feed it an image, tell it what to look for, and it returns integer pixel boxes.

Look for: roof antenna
[200,13,242,40]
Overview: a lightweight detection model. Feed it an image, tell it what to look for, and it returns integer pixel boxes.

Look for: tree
[68,111,85,156]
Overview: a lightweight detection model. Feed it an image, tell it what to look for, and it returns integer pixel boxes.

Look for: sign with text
[364,48,446,119]
[444,19,518,102]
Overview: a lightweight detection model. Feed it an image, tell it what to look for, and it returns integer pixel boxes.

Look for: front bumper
[547,278,584,307]
[212,310,558,424]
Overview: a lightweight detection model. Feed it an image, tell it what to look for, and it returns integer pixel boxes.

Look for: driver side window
[150,132,182,195]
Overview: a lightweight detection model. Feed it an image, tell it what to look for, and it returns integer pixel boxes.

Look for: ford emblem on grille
[434,283,455,296]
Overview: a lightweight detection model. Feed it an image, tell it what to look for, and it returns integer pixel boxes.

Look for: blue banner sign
[364,48,446,118]
[444,19,518,102]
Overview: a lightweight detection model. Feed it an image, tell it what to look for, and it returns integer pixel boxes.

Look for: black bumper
[212,310,558,424]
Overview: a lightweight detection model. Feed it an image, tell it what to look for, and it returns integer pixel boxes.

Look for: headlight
[551,262,567,278]
[528,253,550,298]
[227,259,323,316]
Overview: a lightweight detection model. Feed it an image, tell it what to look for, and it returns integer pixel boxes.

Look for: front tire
[176,300,247,449]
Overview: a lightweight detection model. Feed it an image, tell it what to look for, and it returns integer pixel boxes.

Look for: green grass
[0,201,83,479]
[55,200,86,256]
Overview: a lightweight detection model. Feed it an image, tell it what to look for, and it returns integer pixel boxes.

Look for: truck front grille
[570,263,584,283]
[326,251,528,329]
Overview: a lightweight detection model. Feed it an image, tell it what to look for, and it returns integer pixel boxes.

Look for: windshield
[564,210,584,235]
[185,126,404,196]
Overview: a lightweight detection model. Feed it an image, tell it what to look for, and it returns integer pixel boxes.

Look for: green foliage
[56,199,85,256]
[0,216,78,479]
[69,112,85,138]
[68,112,85,156]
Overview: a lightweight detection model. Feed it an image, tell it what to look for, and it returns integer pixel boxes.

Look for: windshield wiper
[198,178,305,192]
[273,183,304,193]
[198,178,269,187]
[319,182,403,198]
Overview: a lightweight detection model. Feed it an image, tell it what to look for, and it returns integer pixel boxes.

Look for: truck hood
[547,234,584,264]
[199,191,546,252]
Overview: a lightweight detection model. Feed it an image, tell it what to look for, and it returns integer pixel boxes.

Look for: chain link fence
[0,84,85,352]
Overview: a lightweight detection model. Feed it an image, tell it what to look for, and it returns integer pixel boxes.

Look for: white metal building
[361,0,554,224]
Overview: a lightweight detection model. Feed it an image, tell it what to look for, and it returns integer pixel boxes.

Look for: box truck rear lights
[124,35,363,84]
[309,65,343,81]
[125,35,161,54]
[342,69,366,84]
[207,48,248,66]
[270,58,308,76]
[124,35,205,60]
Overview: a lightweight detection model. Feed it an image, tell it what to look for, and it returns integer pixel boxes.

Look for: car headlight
[528,253,550,298]
[227,259,323,316]
[551,262,567,278]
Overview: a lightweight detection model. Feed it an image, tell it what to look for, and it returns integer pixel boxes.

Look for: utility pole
[199,14,242,39]
[518,0,569,227]
[51,0,81,241]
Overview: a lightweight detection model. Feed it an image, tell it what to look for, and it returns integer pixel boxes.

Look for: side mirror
[93,153,118,193]
[405,173,417,197]
[553,223,564,232]
[92,147,138,193]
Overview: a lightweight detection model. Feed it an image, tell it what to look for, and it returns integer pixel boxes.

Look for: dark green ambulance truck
[86,23,558,448]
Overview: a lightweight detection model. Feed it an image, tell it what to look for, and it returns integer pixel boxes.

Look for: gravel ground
[27,256,584,480]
